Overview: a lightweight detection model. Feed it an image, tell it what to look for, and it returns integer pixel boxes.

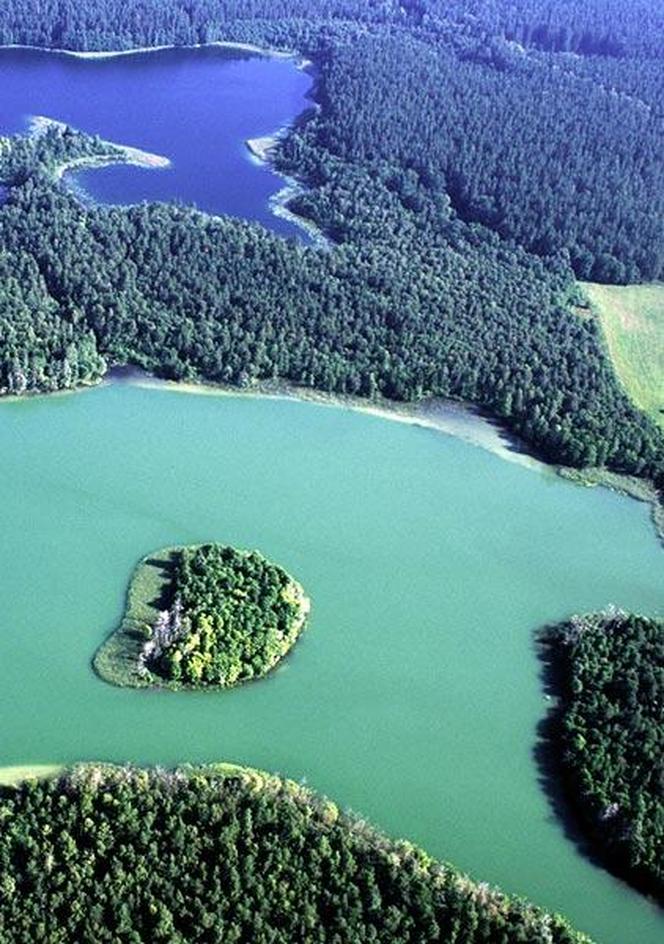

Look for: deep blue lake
[0,46,312,238]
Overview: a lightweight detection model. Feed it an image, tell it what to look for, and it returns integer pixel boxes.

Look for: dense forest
[0,1,661,58]
[304,34,664,283]
[540,610,663,901]
[0,2,662,281]
[0,763,595,943]
[0,2,663,485]
[1,122,663,488]
[144,544,308,687]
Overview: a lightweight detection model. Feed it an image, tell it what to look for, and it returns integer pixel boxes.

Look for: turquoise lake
[0,383,661,944]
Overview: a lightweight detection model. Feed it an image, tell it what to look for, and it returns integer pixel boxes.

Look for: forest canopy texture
[141,545,307,688]
[0,1,663,489]
[541,611,663,901]
[0,764,595,944]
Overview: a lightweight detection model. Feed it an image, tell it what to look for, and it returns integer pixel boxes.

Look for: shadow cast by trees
[532,627,663,908]
[145,552,178,613]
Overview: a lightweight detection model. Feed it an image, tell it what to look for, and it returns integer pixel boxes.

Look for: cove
[0,383,661,943]
[0,46,312,238]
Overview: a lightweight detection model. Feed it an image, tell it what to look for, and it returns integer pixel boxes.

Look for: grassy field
[582,282,664,428]
[0,765,62,785]
[92,548,177,687]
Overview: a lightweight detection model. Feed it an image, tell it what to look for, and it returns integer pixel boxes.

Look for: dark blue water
[0,46,312,238]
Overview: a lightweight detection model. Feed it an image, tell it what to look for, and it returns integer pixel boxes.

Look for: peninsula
[0,761,595,944]
[539,609,663,902]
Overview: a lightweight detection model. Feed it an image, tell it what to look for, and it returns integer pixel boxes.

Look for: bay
[0,46,312,238]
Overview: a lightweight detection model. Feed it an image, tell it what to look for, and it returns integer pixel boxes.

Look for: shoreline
[29,114,171,179]
[115,373,664,544]
[7,41,321,247]
[535,613,664,905]
[93,542,311,691]
[246,135,330,249]
[120,371,548,473]
[0,764,63,785]
[0,371,661,542]
[0,40,305,65]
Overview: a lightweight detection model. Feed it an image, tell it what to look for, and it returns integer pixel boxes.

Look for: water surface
[0,46,311,237]
[0,384,661,944]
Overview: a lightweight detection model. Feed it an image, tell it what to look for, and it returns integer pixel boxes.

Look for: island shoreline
[93,543,311,691]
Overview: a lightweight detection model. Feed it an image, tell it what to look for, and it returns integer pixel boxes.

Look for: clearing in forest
[582,282,664,429]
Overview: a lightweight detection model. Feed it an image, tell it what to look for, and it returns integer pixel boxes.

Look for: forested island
[94,544,309,690]
[0,762,595,943]
[539,610,663,901]
[0,0,662,500]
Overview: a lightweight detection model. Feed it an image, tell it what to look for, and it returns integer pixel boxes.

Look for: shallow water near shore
[0,45,311,237]
[0,383,661,942]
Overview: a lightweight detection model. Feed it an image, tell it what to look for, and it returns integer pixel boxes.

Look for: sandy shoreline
[246,134,280,162]
[0,764,63,785]
[116,372,547,473]
[107,372,664,542]
[246,134,330,250]
[29,115,171,179]
[1,370,661,542]
[7,41,320,247]
[1,40,307,65]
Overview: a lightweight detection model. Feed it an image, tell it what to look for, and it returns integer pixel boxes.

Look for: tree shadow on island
[532,630,662,909]
[144,553,178,613]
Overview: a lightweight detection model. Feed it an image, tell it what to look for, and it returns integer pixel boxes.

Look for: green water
[0,383,661,942]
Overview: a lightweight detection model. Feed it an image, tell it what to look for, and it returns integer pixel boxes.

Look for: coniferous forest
[0,764,594,944]
[0,2,663,490]
[1,114,663,488]
[0,4,663,939]
[540,611,663,901]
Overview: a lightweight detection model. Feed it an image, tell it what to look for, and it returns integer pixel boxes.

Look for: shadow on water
[145,553,177,612]
[532,629,662,909]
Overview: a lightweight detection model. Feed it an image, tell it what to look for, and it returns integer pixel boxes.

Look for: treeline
[0,6,663,484]
[412,1,664,59]
[0,763,594,943]
[0,0,402,51]
[540,610,663,901]
[1,1,661,59]
[1,126,663,486]
[299,31,664,283]
[147,544,306,687]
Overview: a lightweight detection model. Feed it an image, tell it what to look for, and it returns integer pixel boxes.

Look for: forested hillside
[0,1,662,281]
[0,2,663,487]
[0,763,594,943]
[1,124,662,484]
[541,611,663,900]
